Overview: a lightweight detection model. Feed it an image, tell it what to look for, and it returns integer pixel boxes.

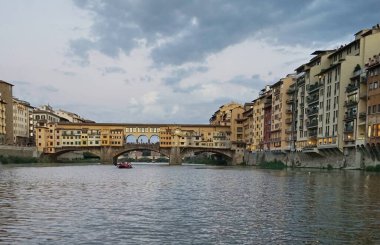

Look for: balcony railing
[306,108,319,116]
[344,100,358,107]
[352,69,363,78]
[346,83,359,93]
[287,87,295,94]
[307,82,321,93]
[307,96,319,104]
[344,112,357,121]
[344,126,354,133]
[285,118,292,124]
[286,98,294,104]
[306,120,318,128]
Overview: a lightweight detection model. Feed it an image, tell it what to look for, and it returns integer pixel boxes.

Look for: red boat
[117,162,133,169]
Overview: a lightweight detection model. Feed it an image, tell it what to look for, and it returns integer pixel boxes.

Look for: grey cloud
[101,66,126,75]
[68,38,94,65]
[164,65,208,87]
[228,74,267,88]
[71,0,380,65]
[39,85,59,93]
[12,80,31,86]
[62,71,76,76]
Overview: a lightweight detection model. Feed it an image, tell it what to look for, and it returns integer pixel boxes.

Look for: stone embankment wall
[244,147,378,169]
[0,145,39,158]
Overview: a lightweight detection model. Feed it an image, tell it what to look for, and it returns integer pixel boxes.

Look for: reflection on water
[0,164,380,244]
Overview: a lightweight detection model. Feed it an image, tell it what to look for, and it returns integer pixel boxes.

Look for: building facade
[13,98,34,146]
[0,80,14,145]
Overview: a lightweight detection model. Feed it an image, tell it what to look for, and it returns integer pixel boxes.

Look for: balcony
[285,127,293,133]
[307,82,321,93]
[264,99,272,108]
[285,118,292,124]
[307,96,319,105]
[346,83,359,93]
[351,69,363,78]
[306,108,319,116]
[344,100,358,107]
[359,112,366,119]
[297,76,305,84]
[344,126,354,133]
[344,112,357,121]
[306,120,318,128]
[287,86,295,94]
[286,98,294,104]
[302,145,318,153]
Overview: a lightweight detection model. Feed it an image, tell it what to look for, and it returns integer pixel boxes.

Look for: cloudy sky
[1,0,379,123]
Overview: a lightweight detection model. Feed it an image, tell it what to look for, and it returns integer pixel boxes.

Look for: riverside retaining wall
[0,145,39,158]
[243,147,378,169]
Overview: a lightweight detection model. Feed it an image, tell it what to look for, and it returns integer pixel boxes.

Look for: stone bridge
[43,143,238,165]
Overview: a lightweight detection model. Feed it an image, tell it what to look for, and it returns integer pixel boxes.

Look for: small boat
[117,162,133,169]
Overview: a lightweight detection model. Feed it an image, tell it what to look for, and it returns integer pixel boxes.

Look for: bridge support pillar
[231,151,243,165]
[100,147,115,164]
[169,147,182,165]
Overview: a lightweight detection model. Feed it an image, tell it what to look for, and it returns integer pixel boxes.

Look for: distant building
[55,109,86,123]
[0,80,14,145]
[0,94,6,144]
[270,74,296,151]
[209,102,245,155]
[13,98,34,146]
[366,54,380,144]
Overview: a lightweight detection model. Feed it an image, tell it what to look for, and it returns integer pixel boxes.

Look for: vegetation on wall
[0,155,39,164]
[365,164,380,172]
[258,160,287,170]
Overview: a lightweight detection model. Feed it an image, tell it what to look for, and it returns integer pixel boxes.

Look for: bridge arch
[137,135,149,144]
[112,144,170,164]
[149,135,160,144]
[180,147,234,165]
[44,148,102,162]
[125,134,137,143]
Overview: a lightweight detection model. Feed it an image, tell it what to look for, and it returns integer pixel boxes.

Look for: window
[373,105,377,114]
[375,82,379,89]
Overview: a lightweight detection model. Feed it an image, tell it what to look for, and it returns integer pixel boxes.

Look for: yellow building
[35,122,232,154]
[0,95,6,144]
[159,125,231,149]
[242,102,254,151]
[209,102,245,157]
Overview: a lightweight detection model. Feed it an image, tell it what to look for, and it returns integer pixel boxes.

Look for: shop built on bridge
[36,122,245,165]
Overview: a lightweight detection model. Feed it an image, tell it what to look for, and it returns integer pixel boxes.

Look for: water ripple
[0,165,380,244]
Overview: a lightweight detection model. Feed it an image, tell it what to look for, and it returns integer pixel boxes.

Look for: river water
[0,163,379,244]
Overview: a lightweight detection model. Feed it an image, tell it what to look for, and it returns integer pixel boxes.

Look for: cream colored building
[13,98,34,145]
[55,109,86,123]
[268,75,296,151]
[242,102,254,151]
